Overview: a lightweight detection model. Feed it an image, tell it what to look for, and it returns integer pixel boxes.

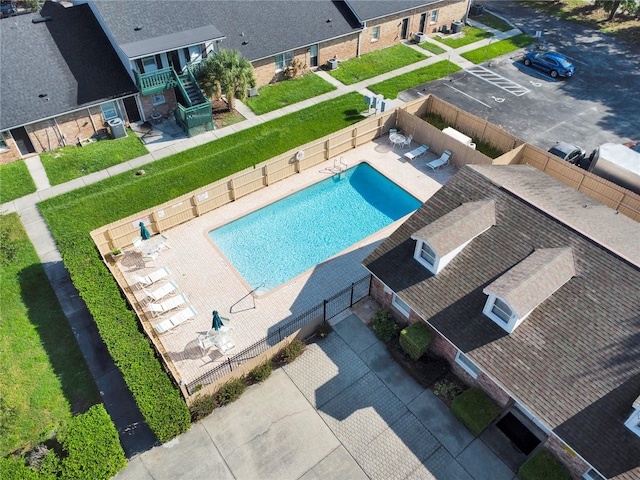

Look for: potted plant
[111,248,123,259]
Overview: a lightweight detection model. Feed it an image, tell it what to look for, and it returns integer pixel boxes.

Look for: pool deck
[116,139,456,389]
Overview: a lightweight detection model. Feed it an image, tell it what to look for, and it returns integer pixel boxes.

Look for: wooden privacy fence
[90,111,398,254]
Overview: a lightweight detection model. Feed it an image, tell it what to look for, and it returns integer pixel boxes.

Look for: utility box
[108,118,126,139]
[470,4,484,16]
[327,58,338,70]
[414,32,427,43]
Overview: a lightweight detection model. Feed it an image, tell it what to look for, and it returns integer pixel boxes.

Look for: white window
[100,102,118,120]
[583,468,606,480]
[430,10,439,24]
[392,293,410,317]
[419,242,436,267]
[371,26,380,42]
[455,351,480,378]
[275,51,294,72]
[624,408,640,437]
[142,55,159,73]
[151,93,166,106]
[491,297,514,324]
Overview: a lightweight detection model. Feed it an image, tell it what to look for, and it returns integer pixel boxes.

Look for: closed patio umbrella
[139,221,151,240]
[212,310,224,331]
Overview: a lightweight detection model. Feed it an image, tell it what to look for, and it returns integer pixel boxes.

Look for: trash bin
[107,118,126,139]
[451,21,463,34]
[470,4,484,16]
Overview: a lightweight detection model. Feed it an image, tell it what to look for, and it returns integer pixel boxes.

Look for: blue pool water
[208,163,421,292]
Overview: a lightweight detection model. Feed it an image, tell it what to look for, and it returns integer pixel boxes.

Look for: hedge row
[38,93,365,442]
[1,405,126,480]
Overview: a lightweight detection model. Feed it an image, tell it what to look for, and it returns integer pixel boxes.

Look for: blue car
[523,51,575,78]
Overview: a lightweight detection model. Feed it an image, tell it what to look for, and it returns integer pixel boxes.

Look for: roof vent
[38,93,48,98]
[327,18,332,23]
[32,16,53,24]
[242,40,248,45]
[134,26,143,31]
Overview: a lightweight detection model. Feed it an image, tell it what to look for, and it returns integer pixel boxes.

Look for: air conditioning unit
[327,58,338,70]
[248,86,259,97]
[414,32,427,44]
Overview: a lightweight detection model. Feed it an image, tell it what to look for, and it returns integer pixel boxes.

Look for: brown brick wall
[320,34,359,66]
[0,136,21,164]
[139,89,178,121]
[544,434,590,479]
[476,371,512,408]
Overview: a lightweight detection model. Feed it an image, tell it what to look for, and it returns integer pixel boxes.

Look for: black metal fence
[185,274,371,394]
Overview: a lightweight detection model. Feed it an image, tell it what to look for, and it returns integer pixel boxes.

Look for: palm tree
[198,49,256,110]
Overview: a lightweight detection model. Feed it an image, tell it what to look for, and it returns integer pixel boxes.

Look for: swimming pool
[208,163,421,293]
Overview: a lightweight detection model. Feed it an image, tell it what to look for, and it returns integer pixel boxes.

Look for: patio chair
[142,251,159,266]
[144,281,178,302]
[426,150,452,171]
[154,306,196,334]
[132,267,170,288]
[147,293,188,317]
[404,145,429,161]
[389,128,397,137]
[132,236,142,250]
[400,135,413,149]
[197,334,216,355]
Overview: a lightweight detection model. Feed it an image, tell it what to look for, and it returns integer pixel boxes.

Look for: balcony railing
[135,68,178,95]
[175,101,214,137]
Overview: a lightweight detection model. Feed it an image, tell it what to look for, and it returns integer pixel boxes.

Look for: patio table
[390,133,406,149]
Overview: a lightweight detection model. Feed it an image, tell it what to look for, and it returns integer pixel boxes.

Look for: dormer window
[625,396,640,438]
[411,200,495,275]
[483,248,575,333]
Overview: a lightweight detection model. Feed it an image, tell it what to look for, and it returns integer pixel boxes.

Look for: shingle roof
[92,0,362,61]
[411,200,495,257]
[363,165,640,478]
[484,248,575,319]
[0,2,137,130]
[344,0,441,22]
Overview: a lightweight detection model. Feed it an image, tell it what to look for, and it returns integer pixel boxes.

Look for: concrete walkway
[2,17,524,462]
[115,312,515,480]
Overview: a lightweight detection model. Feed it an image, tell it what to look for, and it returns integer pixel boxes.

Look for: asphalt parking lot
[401,1,640,156]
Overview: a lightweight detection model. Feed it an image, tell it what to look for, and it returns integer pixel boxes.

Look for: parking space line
[444,84,492,108]
[466,65,531,96]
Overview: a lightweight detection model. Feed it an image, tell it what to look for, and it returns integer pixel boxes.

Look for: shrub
[451,388,501,436]
[249,360,273,383]
[372,309,398,343]
[433,380,464,403]
[0,456,50,480]
[190,394,218,422]
[518,449,570,480]
[58,404,126,480]
[399,322,433,360]
[283,340,306,363]
[216,378,247,406]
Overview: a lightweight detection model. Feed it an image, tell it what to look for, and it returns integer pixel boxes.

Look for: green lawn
[368,61,462,99]
[38,92,365,442]
[329,44,427,85]
[245,73,336,115]
[436,26,493,48]
[0,160,36,204]
[417,41,447,55]
[40,129,148,186]
[472,11,513,32]
[0,213,100,456]
[461,34,535,64]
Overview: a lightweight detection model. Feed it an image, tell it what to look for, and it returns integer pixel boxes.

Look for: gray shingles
[363,165,640,478]
[92,0,362,61]
[0,2,137,130]
[345,0,441,22]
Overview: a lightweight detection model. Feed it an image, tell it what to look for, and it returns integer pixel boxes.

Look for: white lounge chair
[400,135,413,149]
[132,267,170,288]
[147,293,187,317]
[154,306,196,334]
[426,150,452,170]
[144,281,178,302]
[404,145,429,161]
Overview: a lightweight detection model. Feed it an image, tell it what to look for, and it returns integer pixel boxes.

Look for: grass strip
[436,26,493,48]
[329,44,427,85]
[245,73,336,115]
[0,160,37,203]
[0,213,100,456]
[461,34,535,64]
[40,129,148,186]
[368,61,461,99]
[472,11,513,32]
[38,93,365,442]
[417,41,447,55]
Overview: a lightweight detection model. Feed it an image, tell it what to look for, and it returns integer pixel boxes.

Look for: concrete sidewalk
[115,312,515,480]
[3,18,524,462]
